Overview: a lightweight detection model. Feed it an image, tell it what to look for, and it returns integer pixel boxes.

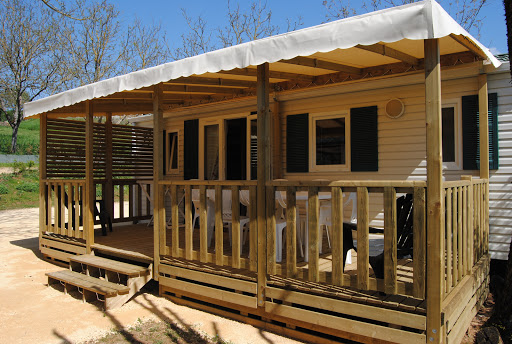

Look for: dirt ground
[0,208,303,344]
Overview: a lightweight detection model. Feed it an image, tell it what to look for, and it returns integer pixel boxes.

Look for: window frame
[309,111,351,172]
[442,99,462,170]
[199,118,225,180]
[166,130,179,175]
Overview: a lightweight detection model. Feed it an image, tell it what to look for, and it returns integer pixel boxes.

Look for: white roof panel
[24,0,500,117]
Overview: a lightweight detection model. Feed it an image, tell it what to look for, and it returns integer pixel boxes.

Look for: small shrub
[15,181,39,193]
[0,184,8,194]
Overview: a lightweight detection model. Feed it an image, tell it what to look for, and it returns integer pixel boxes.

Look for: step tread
[69,254,149,276]
[91,244,153,263]
[46,270,129,296]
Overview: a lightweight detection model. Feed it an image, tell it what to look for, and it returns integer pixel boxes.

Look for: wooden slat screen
[111,124,153,178]
[46,119,153,179]
[46,119,86,179]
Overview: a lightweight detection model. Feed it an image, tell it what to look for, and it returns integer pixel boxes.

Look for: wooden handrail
[159,180,258,186]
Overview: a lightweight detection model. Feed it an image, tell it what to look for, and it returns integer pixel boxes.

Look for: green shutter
[184,119,199,180]
[462,95,479,170]
[286,113,309,173]
[351,106,378,172]
[488,93,499,170]
[462,93,499,170]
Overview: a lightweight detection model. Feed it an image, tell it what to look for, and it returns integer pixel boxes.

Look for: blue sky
[111,0,507,56]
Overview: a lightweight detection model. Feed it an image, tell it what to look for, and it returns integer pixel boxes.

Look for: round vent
[385,98,405,119]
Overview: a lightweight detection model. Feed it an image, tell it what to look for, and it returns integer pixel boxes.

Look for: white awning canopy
[24,0,501,118]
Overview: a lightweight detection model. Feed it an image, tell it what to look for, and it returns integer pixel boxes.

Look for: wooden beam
[356,43,419,65]
[85,101,95,253]
[165,76,257,88]
[163,84,250,94]
[257,63,271,308]
[478,74,489,180]
[219,68,315,82]
[424,38,443,344]
[449,34,488,60]
[153,83,165,280]
[281,56,362,75]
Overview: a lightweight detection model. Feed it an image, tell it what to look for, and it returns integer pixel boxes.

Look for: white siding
[488,63,512,260]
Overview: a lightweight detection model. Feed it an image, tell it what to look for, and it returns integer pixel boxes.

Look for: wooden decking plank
[92,243,153,263]
[46,270,129,296]
[69,255,149,276]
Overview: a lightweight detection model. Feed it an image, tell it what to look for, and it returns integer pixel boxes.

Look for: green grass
[0,167,40,210]
[0,118,40,154]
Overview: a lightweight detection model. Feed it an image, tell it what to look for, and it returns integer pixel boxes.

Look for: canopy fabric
[24,0,500,118]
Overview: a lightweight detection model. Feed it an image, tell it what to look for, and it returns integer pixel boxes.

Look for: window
[167,131,178,174]
[247,115,257,180]
[310,113,350,171]
[441,101,461,169]
[203,124,220,180]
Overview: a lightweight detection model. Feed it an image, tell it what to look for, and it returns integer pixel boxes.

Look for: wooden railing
[443,177,489,297]
[268,180,427,298]
[158,179,427,298]
[159,180,259,272]
[42,179,86,239]
[93,179,152,224]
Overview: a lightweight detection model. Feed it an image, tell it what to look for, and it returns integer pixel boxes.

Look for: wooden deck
[92,223,414,282]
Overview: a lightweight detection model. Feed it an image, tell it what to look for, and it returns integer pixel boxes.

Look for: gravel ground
[0,208,303,344]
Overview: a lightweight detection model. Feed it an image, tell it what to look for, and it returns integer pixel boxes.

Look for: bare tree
[172,1,304,59]
[171,9,215,60]
[126,18,170,71]
[0,0,66,153]
[218,0,279,47]
[322,0,488,34]
[62,0,131,88]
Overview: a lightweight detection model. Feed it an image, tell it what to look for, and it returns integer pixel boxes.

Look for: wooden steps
[46,254,152,310]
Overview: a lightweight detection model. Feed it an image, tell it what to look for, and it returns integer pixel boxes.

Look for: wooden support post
[478,75,489,180]
[85,101,95,253]
[257,63,271,308]
[105,113,114,221]
[478,75,490,256]
[39,113,47,249]
[425,38,444,344]
[153,84,165,280]
[272,100,282,179]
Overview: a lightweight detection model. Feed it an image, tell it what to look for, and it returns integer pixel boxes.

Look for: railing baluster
[75,183,80,238]
[199,185,208,262]
[357,187,369,290]
[232,186,241,269]
[446,188,452,292]
[463,185,469,274]
[137,183,142,217]
[47,182,52,233]
[119,183,124,219]
[185,185,192,260]
[215,185,223,266]
[286,186,297,279]
[60,183,66,235]
[129,183,134,219]
[413,186,426,299]
[384,186,397,294]
[249,186,257,272]
[266,185,276,275]
[171,184,179,257]
[452,187,458,286]
[53,184,58,234]
[67,183,73,237]
[308,186,319,282]
[331,186,343,286]
[457,186,463,280]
